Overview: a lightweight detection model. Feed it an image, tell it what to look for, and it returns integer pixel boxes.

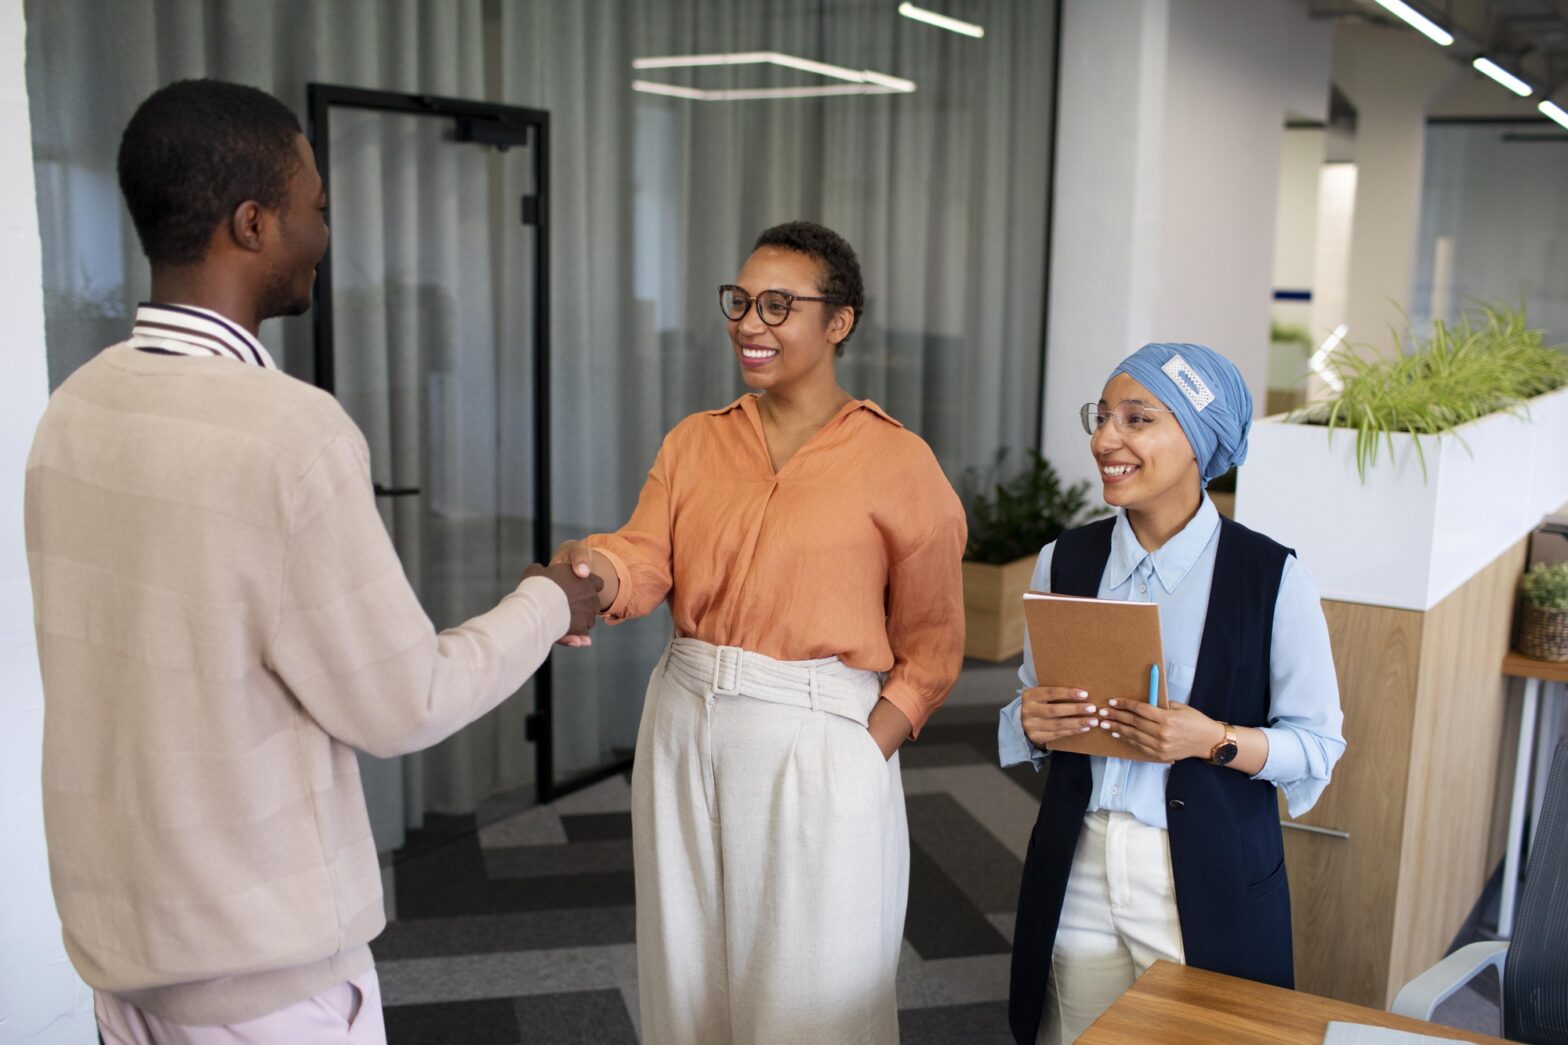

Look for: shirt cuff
[879,678,933,740]
[508,575,572,643]
[1251,724,1308,787]
[999,696,1048,771]
[585,544,636,623]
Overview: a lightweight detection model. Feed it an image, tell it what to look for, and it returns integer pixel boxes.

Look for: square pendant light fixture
[632,52,915,101]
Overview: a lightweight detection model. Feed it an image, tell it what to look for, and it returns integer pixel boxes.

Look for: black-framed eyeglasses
[1080,401,1175,436]
[718,284,837,327]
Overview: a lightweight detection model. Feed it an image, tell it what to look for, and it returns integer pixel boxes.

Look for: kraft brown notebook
[1022,591,1169,762]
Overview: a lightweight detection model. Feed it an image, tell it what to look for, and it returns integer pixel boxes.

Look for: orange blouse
[585,395,967,736]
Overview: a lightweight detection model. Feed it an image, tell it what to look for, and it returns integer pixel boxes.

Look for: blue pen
[1148,664,1160,707]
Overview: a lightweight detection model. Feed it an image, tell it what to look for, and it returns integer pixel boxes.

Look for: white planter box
[1234,386,1568,611]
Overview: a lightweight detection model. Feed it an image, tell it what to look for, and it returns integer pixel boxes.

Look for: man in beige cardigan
[24,79,601,1043]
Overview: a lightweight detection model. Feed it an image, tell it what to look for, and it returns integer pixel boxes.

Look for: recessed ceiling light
[631,52,915,101]
[1367,0,1454,47]
[898,3,985,39]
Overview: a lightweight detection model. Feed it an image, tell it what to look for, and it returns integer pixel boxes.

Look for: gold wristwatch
[1209,723,1239,766]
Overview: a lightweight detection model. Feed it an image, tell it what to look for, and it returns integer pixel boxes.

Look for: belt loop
[807,667,819,712]
[712,645,742,697]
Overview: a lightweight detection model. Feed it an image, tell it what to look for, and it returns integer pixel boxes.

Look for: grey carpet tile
[901,764,1041,863]
[898,1000,1014,1044]
[543,775,634,816]
[384,996,520,1044]
[896,950,1013,1010]
[480,805,570,848]
[373,907,637,960]
[900,739,997,769]
[948,658,1026,706]
[376,945,639,1006]
[907,792,1026,914]
[485,838,635,879]
[903,838,1013,960]
[560,811,633,843]
[514,989,639,1045]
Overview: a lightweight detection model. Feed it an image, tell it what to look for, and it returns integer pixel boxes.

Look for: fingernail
[576,564,589,576]
[1083,704,1095,713]
[1111,732,1121,739]
[1080,726,1091,733]
[1098,709,1109,717]
[1098,720,1109,729]
[1077,690,1088,698]
[1109,699,1119,707]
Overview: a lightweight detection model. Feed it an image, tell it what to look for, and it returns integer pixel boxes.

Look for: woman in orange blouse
[554,221,965,1044]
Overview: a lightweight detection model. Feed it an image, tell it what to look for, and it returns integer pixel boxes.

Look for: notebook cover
[1022,591,1170,763]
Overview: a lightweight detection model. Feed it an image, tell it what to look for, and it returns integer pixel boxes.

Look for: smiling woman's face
[1089,372,1200,512]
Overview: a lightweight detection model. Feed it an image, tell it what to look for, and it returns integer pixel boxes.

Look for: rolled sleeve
[582,444,675,624]
[882,498,967,737]
[1250,556,1346,818]
[997,543,1055,771]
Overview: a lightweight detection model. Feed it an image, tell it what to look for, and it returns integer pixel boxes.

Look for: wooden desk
[1078,962,1508,1045]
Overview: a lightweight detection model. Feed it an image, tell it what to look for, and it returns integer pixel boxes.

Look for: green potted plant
[1236,302,1568,611]
[960,450,1099,661]
[1517,562,1568,662]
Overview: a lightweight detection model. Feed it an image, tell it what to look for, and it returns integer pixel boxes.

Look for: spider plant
[1291,304,1568,482]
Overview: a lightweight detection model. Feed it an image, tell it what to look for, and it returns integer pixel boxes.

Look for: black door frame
[306,84,606,805]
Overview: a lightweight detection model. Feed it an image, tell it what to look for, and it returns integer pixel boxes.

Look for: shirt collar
[1104,494,1221,593]
[705,394,904,428]
[128,303,278,370]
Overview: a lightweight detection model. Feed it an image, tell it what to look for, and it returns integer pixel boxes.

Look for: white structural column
[0,0,97,1039]
[1332,21,1456,357]
[1041,0,1331,492]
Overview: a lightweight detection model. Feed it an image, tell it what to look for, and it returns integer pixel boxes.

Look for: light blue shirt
[998,496,1345,828]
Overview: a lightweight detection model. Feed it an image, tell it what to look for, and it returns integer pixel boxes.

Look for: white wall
[0,0,97,1040]
[1042,0,1331,491]
[1332,20,1456,358]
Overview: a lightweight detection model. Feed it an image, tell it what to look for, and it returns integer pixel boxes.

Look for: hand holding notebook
[1022,591,1170,763]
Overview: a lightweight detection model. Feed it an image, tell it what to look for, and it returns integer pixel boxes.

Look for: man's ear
[228,200,265,254]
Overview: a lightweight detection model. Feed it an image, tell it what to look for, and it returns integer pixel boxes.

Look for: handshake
[522,540,621,648]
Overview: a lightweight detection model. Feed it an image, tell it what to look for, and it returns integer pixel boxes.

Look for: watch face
[1213,741,1239,766]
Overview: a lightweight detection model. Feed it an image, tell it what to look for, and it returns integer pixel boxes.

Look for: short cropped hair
[117,79,303,266]
[753,221,865,352]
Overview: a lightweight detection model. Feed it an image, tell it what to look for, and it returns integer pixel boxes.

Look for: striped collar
[128,302,278,370]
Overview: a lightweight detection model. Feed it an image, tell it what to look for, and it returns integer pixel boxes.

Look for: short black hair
[753,220,865,352]
[117,79,303,266]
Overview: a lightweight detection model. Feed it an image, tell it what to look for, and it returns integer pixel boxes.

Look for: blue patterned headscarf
[1109,342,1252,487]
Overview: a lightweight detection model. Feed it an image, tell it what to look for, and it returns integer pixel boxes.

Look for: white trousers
[1038,811,1186,1045]
[632,638,909,1045]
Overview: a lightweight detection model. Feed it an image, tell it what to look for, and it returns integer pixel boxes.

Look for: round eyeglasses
[719,284,837,327]
[1080,402,1174,436]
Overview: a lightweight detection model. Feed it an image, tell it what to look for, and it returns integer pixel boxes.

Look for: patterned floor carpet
[370,657,1502,1043]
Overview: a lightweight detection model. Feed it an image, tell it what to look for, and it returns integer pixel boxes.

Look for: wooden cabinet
[1284,540,1525,1007]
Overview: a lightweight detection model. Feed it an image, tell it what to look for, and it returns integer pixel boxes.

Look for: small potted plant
[1517,562,1568,662]
[960,450,1099,661]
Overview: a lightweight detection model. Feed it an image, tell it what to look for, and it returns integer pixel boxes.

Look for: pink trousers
[96,969,387,1045]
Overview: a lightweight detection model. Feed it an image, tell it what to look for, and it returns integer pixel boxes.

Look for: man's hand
[1020,686,1099,749]
[523,563,603,644]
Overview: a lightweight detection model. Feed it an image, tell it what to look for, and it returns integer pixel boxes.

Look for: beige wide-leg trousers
[632,637,908,1045]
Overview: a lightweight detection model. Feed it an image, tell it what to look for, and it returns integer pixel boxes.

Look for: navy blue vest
[1008,515,1295,1044]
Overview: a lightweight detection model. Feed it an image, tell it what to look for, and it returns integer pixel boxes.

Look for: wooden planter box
[962,555,1036,662]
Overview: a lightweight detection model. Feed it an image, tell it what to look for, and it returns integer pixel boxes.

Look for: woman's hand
[1097,700,1224,763]
[867,699,912,760]
[549,540,621,645]
[1020,686,1100,749]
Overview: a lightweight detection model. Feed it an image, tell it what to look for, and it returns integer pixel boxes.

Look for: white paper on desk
[1322,1021,1480,1045]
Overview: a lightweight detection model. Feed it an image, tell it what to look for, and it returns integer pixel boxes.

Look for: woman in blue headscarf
[999,343,1346,1044]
